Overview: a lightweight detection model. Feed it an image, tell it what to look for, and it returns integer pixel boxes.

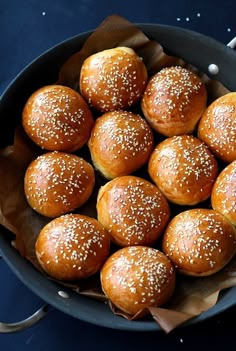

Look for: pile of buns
[22,46,236,316]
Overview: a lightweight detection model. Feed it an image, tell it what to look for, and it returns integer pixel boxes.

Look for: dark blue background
[1,1,236,350]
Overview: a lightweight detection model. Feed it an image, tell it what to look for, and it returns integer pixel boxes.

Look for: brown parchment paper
[0,14,236,334]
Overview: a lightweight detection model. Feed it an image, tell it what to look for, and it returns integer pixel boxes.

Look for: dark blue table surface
[1,1,236,350]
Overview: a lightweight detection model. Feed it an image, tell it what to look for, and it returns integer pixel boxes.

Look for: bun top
[35,213,110,281]
[22,84,94,152]
[24,151,95,218]
[100,246,176,315]
[198,92,236,163]
[88,110,154,179]
[80,47,148,112]
[141,66,207,137]
[211,160,236,226]
[96,175,170,247]
[148,135,218,205]
[162,208,236,277]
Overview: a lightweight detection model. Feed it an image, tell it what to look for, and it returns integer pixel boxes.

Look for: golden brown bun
[22,84,94,152]
[141,66,207,137]
[100,246,176,315]
[24,151,95,217]
[148,135,218,205]
[198,92,236,163]
[35,214,110,280]
[211,161,236,226]
[162,208,236,276]
[96,175,170,247]
[79,47,148,112]
[88,110,154,179]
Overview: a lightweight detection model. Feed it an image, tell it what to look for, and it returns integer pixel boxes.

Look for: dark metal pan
[0,24,236,333]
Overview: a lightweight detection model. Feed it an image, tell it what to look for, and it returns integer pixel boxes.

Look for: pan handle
[0,254,49,333]
[227,36,236,49]
[0,305,49,333]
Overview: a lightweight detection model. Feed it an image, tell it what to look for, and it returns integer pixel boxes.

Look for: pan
[0,22,236,333]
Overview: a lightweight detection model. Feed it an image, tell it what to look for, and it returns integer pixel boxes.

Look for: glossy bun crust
[198,92,236,163]
[211,161,236,226]
[35,214,110,281]
[100,246,176,315]
[148,135,218,205]
[88,110,154,179]
[141,66,207,137]
[162,209,236,276]
[24,151,95,217]
[80,47,148,112]
[22,84,94,152]
[96,176,170,247]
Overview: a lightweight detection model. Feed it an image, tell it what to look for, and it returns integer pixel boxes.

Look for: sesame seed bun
[24,151,95,218]
[22,84,94,152]
[88,110,154,179]
[35,214,110,281]
[211,161,236,226]
[162,208,236,277]
[198,92,236,163]
[96,175,170,247]
[79,47,148,112]
[100,246,176,315]
[148,135,218,206]
[141,66,207,137]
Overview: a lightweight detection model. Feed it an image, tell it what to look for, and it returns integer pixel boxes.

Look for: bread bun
[162,208,236,276]
[88,110,154,179]
[22,84,94,152]
[35,214,110,280]
[198,92,236,163]
[211,161,236,226]
[141,66,207,137]
[100,246,176,315]
[96,175,170,247]
[24,151,95,217]
[80,47,148,112]
[148,135,218,205]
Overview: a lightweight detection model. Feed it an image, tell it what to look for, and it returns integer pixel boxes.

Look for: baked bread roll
[96,175,170,247]
[148,135,218,205]
[211,161,236,226]
[100,246,176,315]
[22,84,94,152]
[35,214,110,280]
[162,208,236,276]
[198,92,236,163]
[88,110,154,179]
[24,151,95,217]
[79,47,148,112]
[141,66,207,137]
